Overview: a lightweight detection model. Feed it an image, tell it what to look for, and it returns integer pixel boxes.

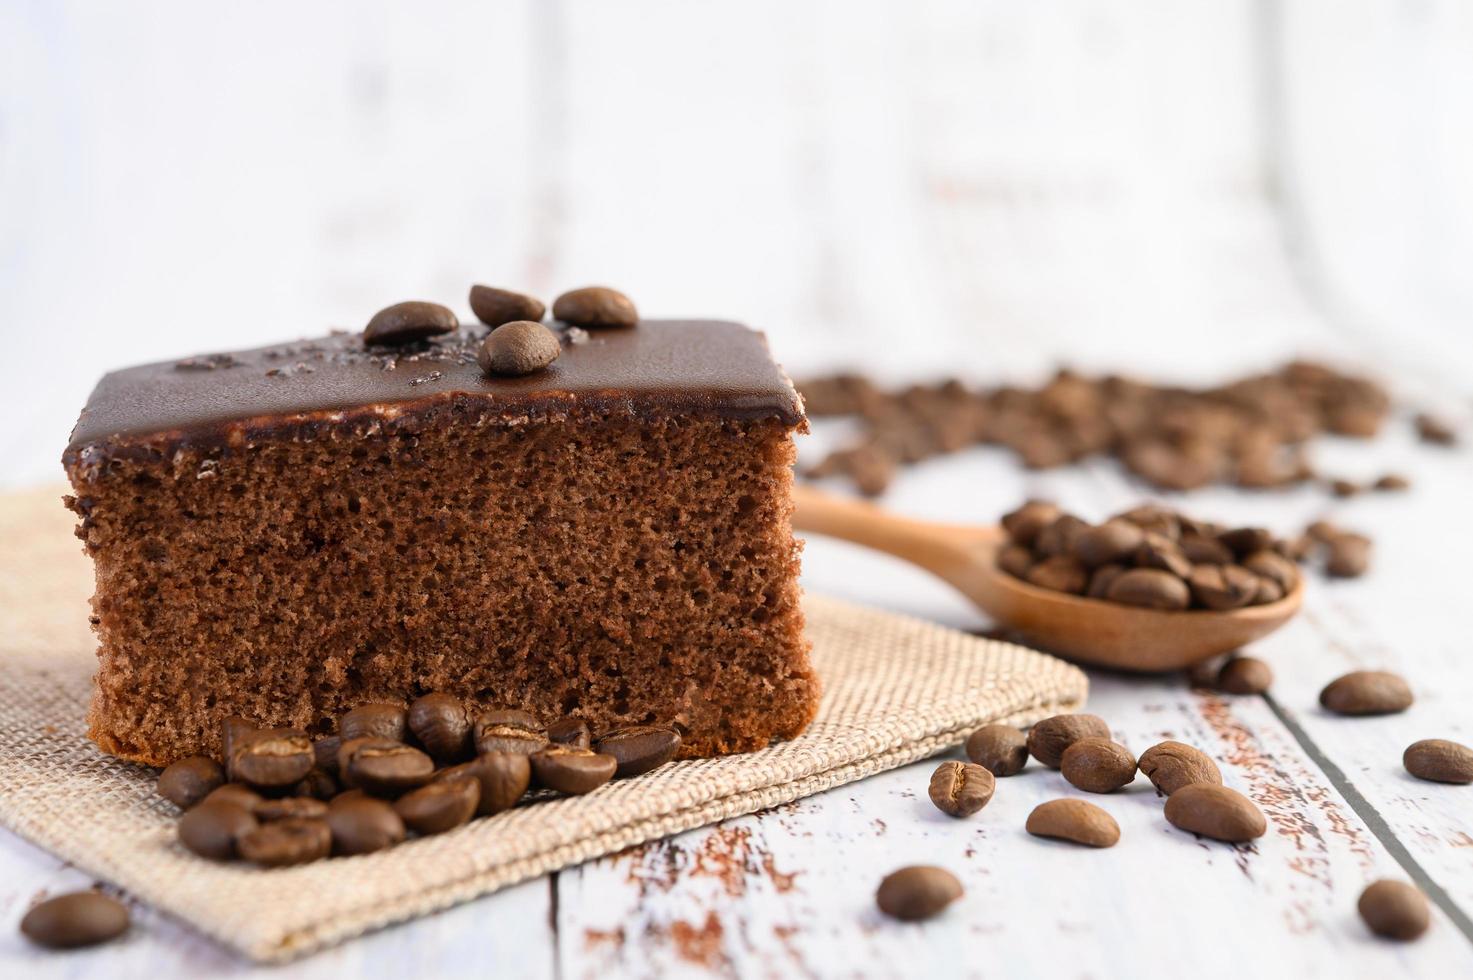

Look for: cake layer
[66,319,805,464]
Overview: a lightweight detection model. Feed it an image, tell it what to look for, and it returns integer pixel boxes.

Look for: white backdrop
[3,0,1471,488]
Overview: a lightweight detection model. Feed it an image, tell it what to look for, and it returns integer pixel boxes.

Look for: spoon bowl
[793,484,1303,672]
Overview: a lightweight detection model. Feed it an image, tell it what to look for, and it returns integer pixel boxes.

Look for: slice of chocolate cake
[63,317,816,766]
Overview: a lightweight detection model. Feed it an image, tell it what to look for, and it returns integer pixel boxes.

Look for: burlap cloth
[0,488,1087,962]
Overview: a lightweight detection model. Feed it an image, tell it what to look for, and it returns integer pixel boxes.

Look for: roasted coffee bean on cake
[63,297,818,766]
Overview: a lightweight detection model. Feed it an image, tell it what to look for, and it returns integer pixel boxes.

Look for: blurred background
[3,0,1472,489]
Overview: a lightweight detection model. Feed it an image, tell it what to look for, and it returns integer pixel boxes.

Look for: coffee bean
[1105,568,1190,611]
[479,321,561,376]
[1186,655,1229,689]
[1373,473,1410,492]
[20,892,129,949]
[1137,741,1222,796]
[596,726,682,777]
[1086,563,1126,599]
[552,286,638,329]
[340,703,408,743]
[201,783,264,810]
[1186,564,1258,611]
[1114,504,1181,541]
[254,797,329,822]
[1035,515,1088,559]
[178,800,258,860]
[996,543,1035,580]
[1326,533,1371,578]
[927,760,995,817]
[363,301,457,345]
[1358,880,1430,940]
[1179,533,1233,565]
[1414,413,1457,446]
[1072,520,1144,568]
[221,716,258,782]
[157,756,225,809]
[1001,501,1061,547]
[1218,527,1273,558]
[340,738,434,797]
[1305,519,1340,542]
[547,717,592,751]
[231,729,314,789]
[1253,575,1285,605]
[1402,739,1473,784]
[1024,555,1088,594]
[1026,714,1111,769]
[330,788,369,807]
[1025,799,1120,847]
[1060,737,1137,793]
[474,709,547,756]
[1328,476,1359,495]
[1217,656,1273,695]
[394,777,481,835]
[327,797,406,855]
[530,746,618,795]
[1243,549,1298,594]
[1277,534,1317,563]
[964,725,1028,777]
[434,752,531,816]
[313,735,342,775]
[1320,670,1413,716]
[875,866,963,921]
[408,693,472,762]
[1134,533,1193,579]
[468,284,546,328]
[1163,784,1266,842]
[292,768,340,801]
[238,817,332,867]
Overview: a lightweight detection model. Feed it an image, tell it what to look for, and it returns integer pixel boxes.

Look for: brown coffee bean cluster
[801,361,1392,497]
[997,500,1301,611]
[361,284,640,377]
[159,695,680,869]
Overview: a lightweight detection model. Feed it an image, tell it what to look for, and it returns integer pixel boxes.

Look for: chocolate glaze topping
[65,320,804,467]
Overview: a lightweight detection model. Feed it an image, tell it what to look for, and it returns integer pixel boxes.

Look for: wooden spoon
[792,484,1303,672]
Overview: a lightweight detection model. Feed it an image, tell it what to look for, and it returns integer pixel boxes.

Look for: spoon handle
[790,483,1001,580]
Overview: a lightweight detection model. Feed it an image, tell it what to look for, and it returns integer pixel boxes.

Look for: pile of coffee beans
[800,361,1410,497]
[159,695,680,869]
[997,500,1302,610]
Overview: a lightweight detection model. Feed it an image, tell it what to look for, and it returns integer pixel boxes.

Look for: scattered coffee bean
[875,866,963,921]
[1106,568,1190,611]
[1188,565,1259,611]
[552,286,638,329]
[1163,784,1266,842]
[19,891,129,949]
[1060,737,1137,794]
[1325,533,1371,578]
[254,797,329,822]
[479,321,561,376]
[1328,478,1361,498]
[1402,739,1473,784]
[1414,413,1457,447]
[363,301,458,346]
[157,756,225,809]
[1002,501,1062,547]
[313,735,341,775]
[340,738,435,797]
[468,284,546,328]
[547,717,592,751]
[1359,880,1430,940]
[964,725,1028,777]
[327,797,406,856]
[1138,741,1222,796]
[1025,799,1120,847]
[394,777,481,835]
[1025,555,1088,594]
[530,746,618,795]
[1373,473,1410,492]
[178,800,259,860]
[1186,655,1229,689]
[1217,656,1273,695]
[596,726,682,777]
[1320,670,1413,716]
[1027,714,1111,769]
[474,710,548,756]
[238,817,332,867]
[292,768,340,801]
[341,703,408,743]
[201,783,264,810]
[408,693,472,762]
[927,760,995,817]
[1072,520,1144,568]
[434,752,532,816]
[231,729,314,789]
